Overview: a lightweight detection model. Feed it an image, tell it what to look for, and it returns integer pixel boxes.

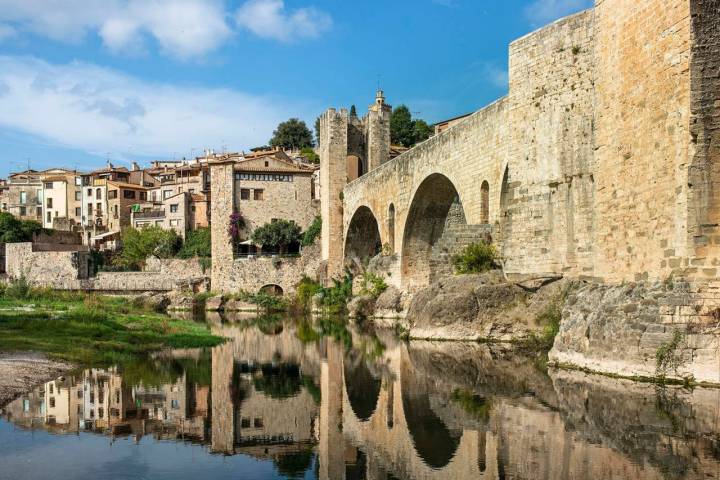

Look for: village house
[0,179,8,212]
[40,168,83,230]
[4,170,44,222]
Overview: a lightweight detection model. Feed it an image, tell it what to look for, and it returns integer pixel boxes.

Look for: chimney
[131,162,140,171]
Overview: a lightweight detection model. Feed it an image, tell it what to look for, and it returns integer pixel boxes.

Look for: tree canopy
[269,118,314,150]
[390,105,433,147]
[177,227,211,259]
[0,212,42,244]
[114,226,181,270]
[251,219,302,253]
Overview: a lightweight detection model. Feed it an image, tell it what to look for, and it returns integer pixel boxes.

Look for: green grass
[0,287,224,366]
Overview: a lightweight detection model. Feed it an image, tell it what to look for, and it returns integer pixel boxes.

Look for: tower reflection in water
[4,318,720,480]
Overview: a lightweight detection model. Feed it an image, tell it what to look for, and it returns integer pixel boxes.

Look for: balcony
[133,210,165,220]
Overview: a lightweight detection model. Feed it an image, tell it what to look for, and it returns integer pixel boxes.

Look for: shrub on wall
[178,227,211,259]
[360,272,388,299]
[252,219,302,253]
[0,212,42,243]
[114,227,181,271]
[301,216,321,247]
[452,242,498,274]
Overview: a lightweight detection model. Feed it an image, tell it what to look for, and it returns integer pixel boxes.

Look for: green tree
[251,219,302,253]
[114,226,181,270]
[299,147,319,164]
[301,216,321,246]
[0,212,42,243]
[390,105,415,147]
[413,119,433,144]
[314,117,321,146]
[349,104,357,117]
[269,118,314,150]
[177,227,211,258]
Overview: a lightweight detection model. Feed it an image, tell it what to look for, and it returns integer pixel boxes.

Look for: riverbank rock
[167,292,196,311]
[348,294,375,319]
[224,299,258,312]
[550,280,720,384]
[0,352,74,408]
[407,272,570,342]
[205,295,224,312]
[134,292,170,312]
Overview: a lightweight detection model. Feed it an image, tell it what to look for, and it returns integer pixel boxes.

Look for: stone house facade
[41,169,83,230]
[5,170,43,222]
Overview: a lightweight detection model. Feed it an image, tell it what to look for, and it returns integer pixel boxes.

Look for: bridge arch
[343,353,382,422]
[344,206,382,272]
[401,173,467,288]
[259,284,284,296]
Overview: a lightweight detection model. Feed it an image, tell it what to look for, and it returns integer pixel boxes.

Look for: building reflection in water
[3,317,720,480]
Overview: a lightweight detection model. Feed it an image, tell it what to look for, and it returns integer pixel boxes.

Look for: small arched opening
[499,165,510,216]
[259,284,284,297]
[480,180,490,224]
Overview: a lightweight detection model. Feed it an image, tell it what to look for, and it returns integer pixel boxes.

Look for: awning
[239,239,255,245]
[91,231,120,242]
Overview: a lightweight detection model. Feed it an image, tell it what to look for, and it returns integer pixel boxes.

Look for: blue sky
[0,0,592,177]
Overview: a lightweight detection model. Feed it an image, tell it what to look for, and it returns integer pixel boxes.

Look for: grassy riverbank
[0,282,224,365]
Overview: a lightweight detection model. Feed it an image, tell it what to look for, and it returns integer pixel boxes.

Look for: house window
[163,190,172,199]
[87,203,93,214]
[75,207,81,217]
[241,418,250,428]
[49,397,55,408]
[170,219,179,227]
[36,207,42,218]
[170,204,178,213]
[96,188,102,199]
[264,161,269,167]
[87,188,93,197]
[191,206,196,212]
[240,188,250,200]
[108,190,118,199]
[75,177,82,186]
[171,400,180,409]
[189,189,194,194]
[254,418,264,428]
[19,191,26,204]
[96,202,102,214]
[19,206,26,216]
[123,190,136,199]
[46,198,53,208]
[254,189,264,201]
[36,190,42,204]
[44,182,53,189]
[47,211,51,223]
[114,205,118,218]
[75,191,82,201]
[139,192,147,201]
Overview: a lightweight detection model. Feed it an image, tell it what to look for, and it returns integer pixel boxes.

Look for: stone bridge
[321,0,720,288]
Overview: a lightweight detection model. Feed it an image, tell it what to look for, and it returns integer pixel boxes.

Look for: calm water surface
[2,314,720,480]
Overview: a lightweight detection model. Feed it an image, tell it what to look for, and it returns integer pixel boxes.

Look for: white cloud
[524,0,593,27]
[235,0,332,42]
[0,0,232,58]
[0,56,319,162]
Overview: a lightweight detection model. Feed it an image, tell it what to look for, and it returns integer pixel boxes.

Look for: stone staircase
[429,223,494,283]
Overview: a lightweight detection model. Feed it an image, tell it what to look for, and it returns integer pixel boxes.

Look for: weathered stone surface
[407,273,569,341]
[167,292,196,312]
[224,299,258,312]
[550,280,720,384]
[204,295,224,312]
[347,294,375,319]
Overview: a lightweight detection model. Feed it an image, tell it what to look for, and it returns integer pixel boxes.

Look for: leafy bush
[301,216,321,247]
[300,147,319,164]
[0,212,42,243]
[318,274,353,313]
[360,272,387,299]
[114,227,181,270]
[452,242,497,274]
[232,290,287,312]
[4,276,30,299]
[252,219,302,253]
[177,227,211,259]
[228,212,245,243]
[656,330,687,380]
[296,276,322,310]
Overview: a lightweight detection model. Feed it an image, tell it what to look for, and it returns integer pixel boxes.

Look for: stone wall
[211,243,322,295]
[5,242,206,293]
[550,279,720,384]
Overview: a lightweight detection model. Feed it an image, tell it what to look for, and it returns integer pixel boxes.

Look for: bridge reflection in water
[4,319,720,480]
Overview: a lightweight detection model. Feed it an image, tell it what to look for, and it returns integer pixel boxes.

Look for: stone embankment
[550,280,720,385]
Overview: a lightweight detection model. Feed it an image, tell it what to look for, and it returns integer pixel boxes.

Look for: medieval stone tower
[319,91,392,279]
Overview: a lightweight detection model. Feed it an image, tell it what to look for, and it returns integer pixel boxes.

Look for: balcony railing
[133,210,165,220]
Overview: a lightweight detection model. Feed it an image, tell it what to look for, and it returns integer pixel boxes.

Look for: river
[1,315,719,479]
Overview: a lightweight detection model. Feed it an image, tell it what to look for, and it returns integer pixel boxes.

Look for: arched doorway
[480,180,490,224]
[344,206,381,272]
[387,203,396,254]
[347,155,365,182]
[259,284,284,296]
[401,173,466,288]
